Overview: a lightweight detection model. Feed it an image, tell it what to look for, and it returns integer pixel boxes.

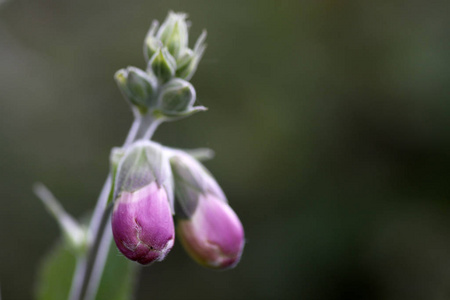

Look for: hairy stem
[69,114,160,300]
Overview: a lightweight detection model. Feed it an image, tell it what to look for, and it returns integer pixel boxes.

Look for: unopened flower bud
[115,67,157,114]
[176,30,207,80]
[144,20,163,61]
[158,79,197,117]
[170,151,244,269]
[156,11,189,59]
[148,47,176,83]
[111,141,175,265]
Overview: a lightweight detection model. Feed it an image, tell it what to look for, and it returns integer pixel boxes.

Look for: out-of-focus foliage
[1,0,450,299]
[35,239,137,300]
[35,242,76,300]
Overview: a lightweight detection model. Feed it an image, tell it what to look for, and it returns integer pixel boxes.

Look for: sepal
[169,150,225,217]
[107,147,126,205]
[34,183,87,254]
[113,140,174,213]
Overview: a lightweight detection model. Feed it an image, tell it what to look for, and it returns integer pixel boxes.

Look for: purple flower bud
[110,141,175,265]
[177,194,244,269]
[112,182,174,265]
[170,150,244,269]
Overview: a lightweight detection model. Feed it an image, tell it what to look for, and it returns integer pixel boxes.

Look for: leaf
[35,242,76,300]
[35,239,138,300]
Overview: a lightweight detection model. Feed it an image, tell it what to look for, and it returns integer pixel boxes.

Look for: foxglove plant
[34,11,244,300]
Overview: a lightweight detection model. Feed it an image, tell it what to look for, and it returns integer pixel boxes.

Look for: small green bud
[157,11,189,59]
[115,67,157,113]
[148,47,176,83]
[144,20,163,61]
[176,48,194,70]
[158,79,198,116]
[176,30,207,80]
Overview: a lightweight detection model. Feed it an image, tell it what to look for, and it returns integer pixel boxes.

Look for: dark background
[1,0,450,299]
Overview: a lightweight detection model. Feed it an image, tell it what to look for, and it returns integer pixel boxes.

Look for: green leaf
[35,242,76,300]
[35,239,138,300]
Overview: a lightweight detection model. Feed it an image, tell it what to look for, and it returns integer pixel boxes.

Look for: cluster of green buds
[115,11,207,118]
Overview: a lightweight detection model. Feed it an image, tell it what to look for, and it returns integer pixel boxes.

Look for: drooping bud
[111,141,175,265]
[148,47,177,83]
[115,67,157,114]
[170,151,244,269]
[156,11,189,59]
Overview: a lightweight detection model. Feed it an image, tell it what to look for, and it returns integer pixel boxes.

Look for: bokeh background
[1,0,450,299]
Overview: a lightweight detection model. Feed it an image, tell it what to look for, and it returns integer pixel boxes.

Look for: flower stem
[68,115,161,300]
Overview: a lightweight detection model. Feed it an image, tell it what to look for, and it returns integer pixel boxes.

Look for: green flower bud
[176,48,194,70]
[157,78,206,118]
[148,47,176,83]
[114,67,157,114]
[144,20,163,62]
[156,11,189,59]
[160,79,195,114]
[176,30,207,80]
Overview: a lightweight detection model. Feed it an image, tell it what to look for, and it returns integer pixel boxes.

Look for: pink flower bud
[177,194,245,269]
[111,182,175,265]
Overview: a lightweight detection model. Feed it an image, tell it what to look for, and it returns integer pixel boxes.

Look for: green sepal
[107,147,125,205]
[113,140,175,212]
[34,183,87,254]
[154,105,207,120]
[169,150,226,218]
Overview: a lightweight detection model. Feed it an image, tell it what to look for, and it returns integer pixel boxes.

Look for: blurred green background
[1,0,450,299]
